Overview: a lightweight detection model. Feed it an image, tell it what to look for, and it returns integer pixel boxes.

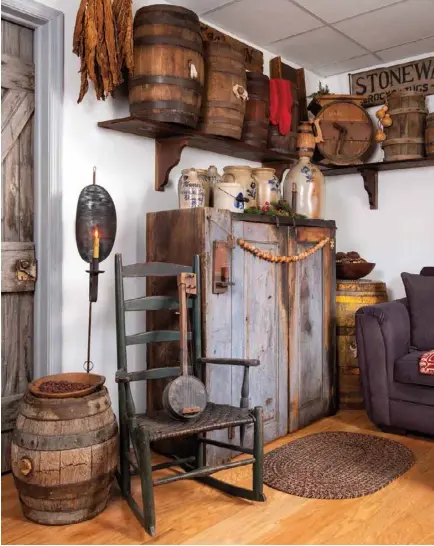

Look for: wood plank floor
[2,411,434,545]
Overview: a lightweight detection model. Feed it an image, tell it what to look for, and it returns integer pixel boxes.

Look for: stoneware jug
[214,173,244,213]
[222,165,256,209]
[196,169,211,206]
[206,165,222,207]
[283,157,324,218]
[252,167,280,208]
[178,168,205,209]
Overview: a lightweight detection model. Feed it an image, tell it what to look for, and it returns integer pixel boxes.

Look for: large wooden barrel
[267,82,299,154]
[200,42,247,139]
[314,100,374,165]
[336,280,388,409]
[425,112,434,157]
[11,387,118,525]
[383,92,427,161]
[241,72,269,148]
[129,4,205,128]
[296,121,315,158]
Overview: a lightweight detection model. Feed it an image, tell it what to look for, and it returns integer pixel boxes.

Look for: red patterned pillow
[420,350,434,375]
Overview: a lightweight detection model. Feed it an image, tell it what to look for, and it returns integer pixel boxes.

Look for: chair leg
[195,434,205,469]
[253,406,266,502]
[132,429,156,537]
[118,385,131,496]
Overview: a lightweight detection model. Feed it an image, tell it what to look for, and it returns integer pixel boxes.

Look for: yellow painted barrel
[336,280,388,409]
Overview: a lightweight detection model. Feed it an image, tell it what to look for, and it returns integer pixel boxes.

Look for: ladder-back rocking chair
[114,254,266,536]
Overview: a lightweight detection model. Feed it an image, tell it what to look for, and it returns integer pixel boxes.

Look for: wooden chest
[146,209,337,463]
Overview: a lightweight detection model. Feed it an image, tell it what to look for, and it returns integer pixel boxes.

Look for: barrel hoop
[134,12,200,34]
[381,154,424,161]
[243,120,269,128]
[134,35,203,55]
[130,100,199,114]
[13,419,118,451]
[129,75,203,93]
[388,107,427,115]
[204,100,245,111]
[382,137,424,146]
[206,66,245,78]
[246,93,269,101]
[14,471,115,500]
[21,498,108,525]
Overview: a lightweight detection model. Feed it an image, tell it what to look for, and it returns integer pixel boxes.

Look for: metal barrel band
[131,100,200,114]
[134,35,203,55]
[13,419,118,451]
[129,75,203,93]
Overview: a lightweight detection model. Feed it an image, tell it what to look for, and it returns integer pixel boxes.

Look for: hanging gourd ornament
[376,107,386,120]
[382,114,393,127]
[375,129,386,142]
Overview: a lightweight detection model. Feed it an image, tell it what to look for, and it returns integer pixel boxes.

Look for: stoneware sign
[349,56,434,107]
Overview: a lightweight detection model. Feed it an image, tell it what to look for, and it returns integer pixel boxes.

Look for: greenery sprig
[245,200,307,219]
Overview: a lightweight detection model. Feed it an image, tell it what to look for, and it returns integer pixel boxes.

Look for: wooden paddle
[162,273,207,420]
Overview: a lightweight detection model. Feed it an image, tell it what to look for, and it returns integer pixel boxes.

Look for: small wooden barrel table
[11,387,118,525]
[336,279,388,409]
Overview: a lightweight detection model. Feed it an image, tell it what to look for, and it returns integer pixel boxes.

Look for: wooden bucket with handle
[163,272,207,420]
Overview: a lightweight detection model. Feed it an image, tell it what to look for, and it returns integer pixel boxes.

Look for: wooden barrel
[267,82,299,153]
[200,42,247,139]
[296,121,315,158]
[11,387,118,525]
[425,113,434,157]
[129,4,205,128]
[383,92,427,161]
[336,280,388,409]
[241,72,269,148]
[314,100,374,165]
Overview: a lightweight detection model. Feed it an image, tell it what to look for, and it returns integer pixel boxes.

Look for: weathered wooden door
[1,20,36,473]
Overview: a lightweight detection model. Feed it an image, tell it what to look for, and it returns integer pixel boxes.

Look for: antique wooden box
[146,209,337,463]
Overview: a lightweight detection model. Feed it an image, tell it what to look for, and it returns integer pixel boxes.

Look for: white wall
[323,56,434,299]
[37,0,319,410]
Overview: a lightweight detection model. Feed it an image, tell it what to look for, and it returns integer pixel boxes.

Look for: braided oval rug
[263,432,415,499]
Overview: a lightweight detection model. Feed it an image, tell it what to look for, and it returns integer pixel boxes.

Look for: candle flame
[94,228,99,238]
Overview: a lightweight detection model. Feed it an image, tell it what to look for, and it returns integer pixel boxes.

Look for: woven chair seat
[135,403,254,441]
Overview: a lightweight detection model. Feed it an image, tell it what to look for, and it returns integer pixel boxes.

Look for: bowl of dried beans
[336,251,375,280]
[29,372,105,399]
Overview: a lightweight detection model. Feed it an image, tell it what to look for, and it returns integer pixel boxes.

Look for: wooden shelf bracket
[359,168,378,210]
[155,137,189,192]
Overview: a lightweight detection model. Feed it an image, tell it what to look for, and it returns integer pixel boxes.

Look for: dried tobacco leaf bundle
[113,0,133,76]
[73,0,124,103]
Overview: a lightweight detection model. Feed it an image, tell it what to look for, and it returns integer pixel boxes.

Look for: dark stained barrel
[11,387,118,525]
[267,82,299,154]
[425,112,434,157]
[241,72,270,148]
[129,4,205,128]
[200,42,247,139]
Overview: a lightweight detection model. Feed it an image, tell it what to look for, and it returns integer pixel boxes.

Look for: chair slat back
[122,262,193,278]
[124,296,192,312]
[126,331,192,347]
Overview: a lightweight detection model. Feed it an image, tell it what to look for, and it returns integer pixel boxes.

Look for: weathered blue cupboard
[146,209,337,463]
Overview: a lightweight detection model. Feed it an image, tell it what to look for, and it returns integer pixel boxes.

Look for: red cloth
[419,350,434,375]
[269,79,293,136]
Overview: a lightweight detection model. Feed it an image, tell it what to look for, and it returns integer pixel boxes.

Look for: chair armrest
[197,358,260,367]
[355,300,410,426]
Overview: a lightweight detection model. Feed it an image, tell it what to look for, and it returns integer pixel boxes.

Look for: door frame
[2,0,64,378]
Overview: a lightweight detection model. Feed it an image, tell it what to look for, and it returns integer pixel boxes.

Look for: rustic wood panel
[1,19,35,474]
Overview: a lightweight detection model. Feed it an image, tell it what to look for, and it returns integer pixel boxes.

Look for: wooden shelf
[321,157,434,210]
[98,116,298,191]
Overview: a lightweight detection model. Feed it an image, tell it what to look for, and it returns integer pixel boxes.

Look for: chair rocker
[114,253,266,536]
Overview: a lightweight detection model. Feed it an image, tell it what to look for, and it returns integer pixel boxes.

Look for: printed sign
[349,56,434,107]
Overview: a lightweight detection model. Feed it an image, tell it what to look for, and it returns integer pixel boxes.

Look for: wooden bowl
[29,373,105,399]
[336,262,375,280]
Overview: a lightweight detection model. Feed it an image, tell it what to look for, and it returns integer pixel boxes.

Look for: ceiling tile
[316,54,380,77]
[293,0,402,24]
[273,26,367,69]
[377,37,434,62]
[203,0,323,45]
[169,0,235,16]
[335,1,434,51]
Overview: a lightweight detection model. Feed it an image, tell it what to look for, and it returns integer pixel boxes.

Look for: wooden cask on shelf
[200,42,247,139]
[383,92,427,161]
[336,280,388,409]
[11,388,118,525]
[267,82,299,154]
[425,113,434,157]
[241,72,269,148]
[129,5,205,128]
[296,121,315,158]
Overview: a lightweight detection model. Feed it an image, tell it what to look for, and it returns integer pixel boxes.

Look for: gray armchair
[355,268,434,436]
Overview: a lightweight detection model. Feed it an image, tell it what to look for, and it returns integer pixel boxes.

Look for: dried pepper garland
[73,0,133,103]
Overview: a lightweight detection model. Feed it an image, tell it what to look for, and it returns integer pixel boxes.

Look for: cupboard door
[289,227,336,431]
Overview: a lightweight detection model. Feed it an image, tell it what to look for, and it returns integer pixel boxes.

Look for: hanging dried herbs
[73,0,132,103]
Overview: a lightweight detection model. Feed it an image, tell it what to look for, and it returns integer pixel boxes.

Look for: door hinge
[16,259,37,282]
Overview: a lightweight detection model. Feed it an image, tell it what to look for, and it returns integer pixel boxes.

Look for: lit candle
[93,228,100,259]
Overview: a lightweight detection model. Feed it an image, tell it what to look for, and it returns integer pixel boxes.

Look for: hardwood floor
[2,411,434,545]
